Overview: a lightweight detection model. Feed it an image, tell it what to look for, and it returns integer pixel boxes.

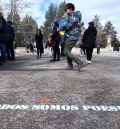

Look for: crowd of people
[0,3,97,71]
[0,12,15,66]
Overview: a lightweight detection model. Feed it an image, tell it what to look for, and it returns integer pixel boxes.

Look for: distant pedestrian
[29,42,34,53]
[35,29,44,58]
[26,43,30,53]
[50,22,61,62]
[82,22,97,64]
[0,12,7,65]
[6,21,15,60]
[96,43,101,54]
[45,35,53,57]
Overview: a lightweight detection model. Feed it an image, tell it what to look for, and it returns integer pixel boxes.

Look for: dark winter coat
[82,25,97,48]
[35,33,43,48]
[6,23,15,41]
[52,26,61,44]
[35,33,44,53]
[0,18,7,43]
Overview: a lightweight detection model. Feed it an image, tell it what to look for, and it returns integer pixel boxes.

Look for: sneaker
[87,60,92,64]
[50,59,56,62]
[80,55,85,57]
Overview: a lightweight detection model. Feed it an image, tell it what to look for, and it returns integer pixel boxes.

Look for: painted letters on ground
[0,104,120,111]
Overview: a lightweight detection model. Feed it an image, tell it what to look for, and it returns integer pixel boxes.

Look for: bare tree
[0,0,3,13]
[4,0,32,22]
[0,0,31,21]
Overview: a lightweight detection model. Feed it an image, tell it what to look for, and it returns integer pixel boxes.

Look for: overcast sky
[1,0,120,38]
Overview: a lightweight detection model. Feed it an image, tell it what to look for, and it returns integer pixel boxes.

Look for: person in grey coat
[82,22,97,64]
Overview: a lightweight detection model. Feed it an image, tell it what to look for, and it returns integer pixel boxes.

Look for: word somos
[0,104,120,111]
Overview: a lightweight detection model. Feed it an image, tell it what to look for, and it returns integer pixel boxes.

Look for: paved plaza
[0,51,120,129]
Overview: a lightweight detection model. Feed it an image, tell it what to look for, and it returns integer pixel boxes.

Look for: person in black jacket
[0,12,7,65]
[6,21,15,60]
[35,29,43,58]
[50,22,61,62]
[82,22,97,64]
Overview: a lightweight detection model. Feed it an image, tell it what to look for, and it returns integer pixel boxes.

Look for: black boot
[36,55,39,58]
[56,58,60,61]
[50,59,56,62]
[66,63,73,70]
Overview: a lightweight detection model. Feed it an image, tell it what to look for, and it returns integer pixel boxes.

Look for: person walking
[0,12,7,65]
[45,35,53,57]
[6,21,15,60]
[96,42,101,54]
[82,22,97,64]
[35,29,43,58]
[59,3,83,71]
[50,22,61,62]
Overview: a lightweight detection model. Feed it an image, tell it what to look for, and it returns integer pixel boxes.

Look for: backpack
[59,14,68,29]
[73,11,82,22]
[0,19,4,32]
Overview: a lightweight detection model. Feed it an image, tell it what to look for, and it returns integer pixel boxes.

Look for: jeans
[53,44,60,60]
[6,39,15,60]
[0,43,7,63]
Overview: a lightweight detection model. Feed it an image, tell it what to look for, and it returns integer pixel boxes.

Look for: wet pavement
[0,52,120,129]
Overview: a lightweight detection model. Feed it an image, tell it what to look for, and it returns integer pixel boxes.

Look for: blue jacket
[59,11,82,41]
